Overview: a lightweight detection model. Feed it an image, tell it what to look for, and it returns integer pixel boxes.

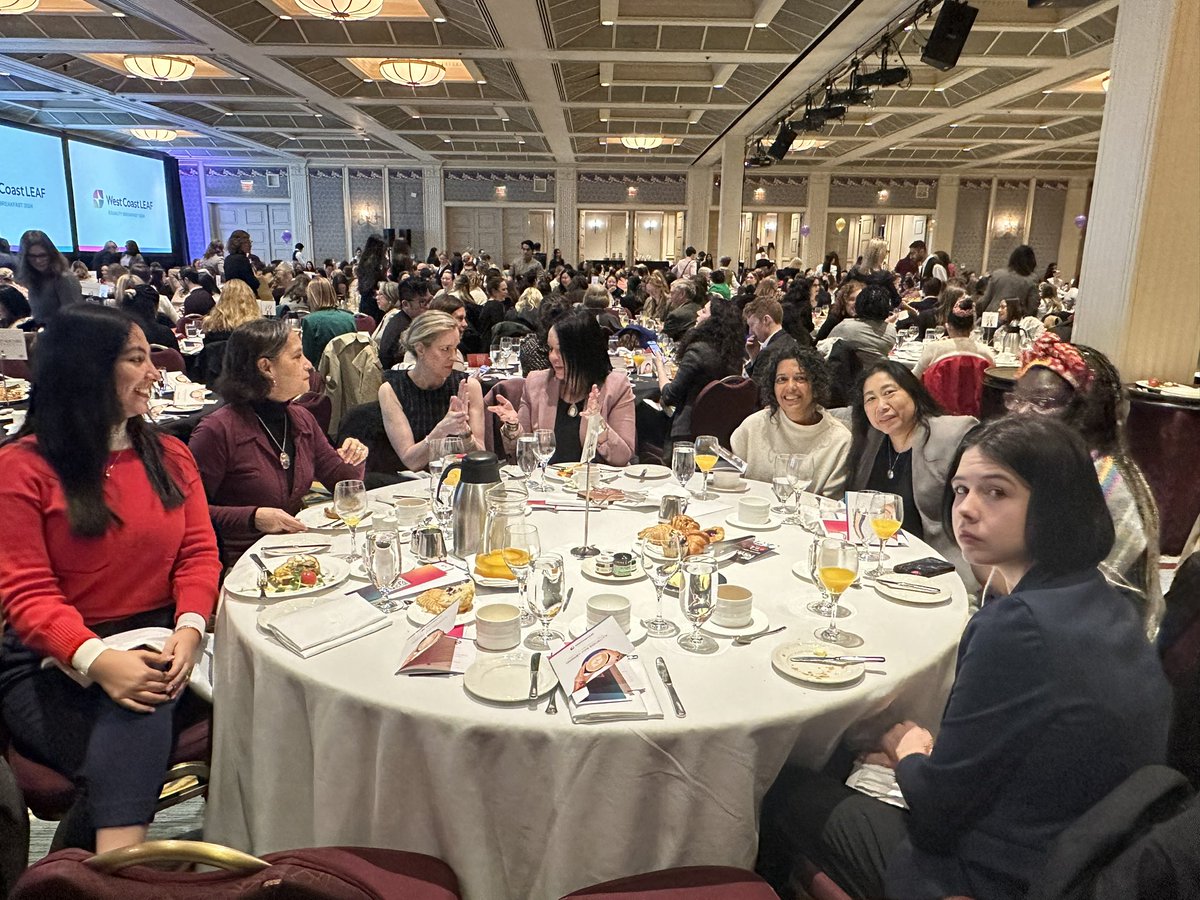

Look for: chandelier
[295,0,384,20]
[378,59,447,88]
[129,128,178,142]
[621,135,663,150]
[0,0,39,14]
[123,55,196,82]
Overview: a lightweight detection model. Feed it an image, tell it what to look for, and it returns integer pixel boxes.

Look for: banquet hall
[0,0,1197,898]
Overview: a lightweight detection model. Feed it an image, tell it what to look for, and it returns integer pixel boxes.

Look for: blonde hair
[516,286,542,312]
[306,278,339,311]
[403,310,459,355]
[583,284,609,309]
[862,238,889,274]
[203,279,262,332]
[642,270,669,319]
[114,273,143,302]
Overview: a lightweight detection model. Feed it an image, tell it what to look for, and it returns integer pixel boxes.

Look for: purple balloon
[281,230,293,243]
[800,224,811,237]
[1073,215,1087,229]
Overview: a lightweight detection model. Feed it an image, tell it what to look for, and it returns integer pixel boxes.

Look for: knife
[790,655,886,664]
[876,579,942,594]
[248,553,271,575]
[559,587,575,618]
[656,657,686,718]
[528,652,542,700]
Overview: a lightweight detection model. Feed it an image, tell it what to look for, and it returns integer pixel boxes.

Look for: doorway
[211,202,291,262]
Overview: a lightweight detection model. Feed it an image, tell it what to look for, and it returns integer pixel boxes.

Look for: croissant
[683,533,710,556]
[637,523,677,544]
[702,526,725,542]
[670,514,700,533]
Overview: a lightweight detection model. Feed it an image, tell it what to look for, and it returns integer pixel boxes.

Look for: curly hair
[676,297,744,375]
[756,343,833,414]
[226,229,252,256]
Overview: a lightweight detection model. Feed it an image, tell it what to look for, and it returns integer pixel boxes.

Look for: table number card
[0,331,28,361]
[580,412,602,464]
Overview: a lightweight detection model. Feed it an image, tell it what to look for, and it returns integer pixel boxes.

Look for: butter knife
[876,579,942,594]
[656,657,686,718]
[790,655,886,664]
[528,652,542,700]
[248,553,271,575]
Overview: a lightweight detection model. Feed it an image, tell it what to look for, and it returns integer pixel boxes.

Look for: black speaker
[383,227,396,244]
[921,1,978,71]
[767,121,796,161]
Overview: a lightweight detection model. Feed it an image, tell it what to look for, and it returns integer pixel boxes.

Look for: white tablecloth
[205,477,968,900]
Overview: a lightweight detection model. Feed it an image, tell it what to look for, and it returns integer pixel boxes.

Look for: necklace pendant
[887,467,894,479]
[568,403,578,417]
[279,451,291,470]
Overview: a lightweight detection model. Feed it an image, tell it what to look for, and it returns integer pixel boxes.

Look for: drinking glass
[489,342,504,369]
[426,436,446,505]
[677,554,719,654]
[814,538,864,648]
[865,493,903,579]
[533,428,555,492]
[525,552,565,650]
[515,434,539,489]
[503,523,540,623]
[438,435,465,494]
[640,531,683,638]
[771,454,795,514]
[805,537,836,616]
[671,442,696,495]
[364,529,404,612]
[693,435,719,500]
[785,454,814,524]
[333,479,369,562]
[500,336,514,369]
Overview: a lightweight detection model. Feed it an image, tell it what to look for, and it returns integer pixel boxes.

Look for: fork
[256,570,269,601]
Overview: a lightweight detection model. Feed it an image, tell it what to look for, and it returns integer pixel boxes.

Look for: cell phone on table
[892,557,955,578]
[646,341,663,357]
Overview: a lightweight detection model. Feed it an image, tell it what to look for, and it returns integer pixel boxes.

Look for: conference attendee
[199,241,224,279]
[814,280,861,343]
[16,229,82,323]
[708,268,732,300]
[291,242,306,264]
[0,304,221,853]
[377,278,432,369]
[0,285,33,330]
[355,234,389,319]
[912,292,994,377]
[652,297,744,445]
[1007,335,1162,629]
[896,276,946,339]
[993,292,1045,346]
[779,276,817,343]
[202,279,262,345]
[300,278,356,367]
[731,344,850,496]
[512,239,544,281]
[379,310,485,471]
[371,281,400,342]
[846,238,901,307]
[671,246,699,278]
[894,240,927,279]
[662,277,703,340]
[582,284,622,333]
[120,285,180,352]
[70,261,93,284]
[920,250,951,286]
[190,319,368,567]
[277,273,310,318]
[640,269,670,320]
[759,414,1170,900]
[818,251,841,279]
[744,295,796,378]
[91,240,121,272]
[120,240,145,269]
[846,360,977,570]
[477,275,512,347]
[178,267,215,317]
[489,309,636,466]
[826,283,898,366]
[980,244,1039,315]
[223,230,259,293]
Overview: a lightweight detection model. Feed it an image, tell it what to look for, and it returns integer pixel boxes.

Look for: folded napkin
[267,596,390,658]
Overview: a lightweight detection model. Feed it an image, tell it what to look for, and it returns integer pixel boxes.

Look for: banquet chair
[560,865,778,899]
[354,312,376,333]
[149,346,187,373]
[175,314,204,338]
[689,376,760,447]
[11,841,462,900]
[920,353,992,417]
[294,391,333,437]
[467,353,490,368]
[337,401,405,488]
[0,357,31,380]
[0,756,28,900]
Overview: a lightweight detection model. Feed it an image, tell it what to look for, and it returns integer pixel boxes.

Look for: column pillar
[1057,177,1089,281]
[980,177,998,274]
[421,164,445,255]
[931,174,959,258]
[554,166,577,263]
[716,139,745,265]
[685,167,711,254]
[804,173,830,268]
[1075,0,1200,381]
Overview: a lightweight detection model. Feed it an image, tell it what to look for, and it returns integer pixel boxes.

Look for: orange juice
[443,468,461,487]
[818,566,856,596]
[500,547,531,574]
[870,518,902,540]
[694,454,719,473]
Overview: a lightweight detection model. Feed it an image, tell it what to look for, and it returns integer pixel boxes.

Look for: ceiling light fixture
[0,0,37,9]
[129,128,178,142]
[111,10,125,16]
[753,22,768,28]
[713,82,724,89]
[433,16,446,23]
[1052,27,1067,33]
[294,0,383,20]
[378,59,446,87]
[600,81,610,87]
[476,78,487,84]
[279,14,292,20]
[621,135,663,150]
[601,19,613,25]
[122,55,196,82]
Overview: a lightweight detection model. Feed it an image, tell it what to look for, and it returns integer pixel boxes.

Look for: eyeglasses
[1004,393,1068,413]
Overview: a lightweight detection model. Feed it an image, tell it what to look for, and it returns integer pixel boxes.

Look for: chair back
[1160,552,1200,787]
[921,353,991,417]
[175,314,205,337]
[688,377,759,447]
[561,865,778,899]
[149,347,186,373]
[337,402,403,483]
[354,313,376,333]
[293,392,332,437]
[196,340,227,385]
[481,378,525,456]
[0,358,31,380]
[466,353,489,368]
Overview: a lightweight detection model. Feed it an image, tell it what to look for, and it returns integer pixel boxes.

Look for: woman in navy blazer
[758,416,1171,900]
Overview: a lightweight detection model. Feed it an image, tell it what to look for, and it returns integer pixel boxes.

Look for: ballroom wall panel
[1029,182,1068,275]
[347,169,385,256]
[952,182,992,274]
[308,169,347,263]
[388,170,424,256]
[177,165,207,263]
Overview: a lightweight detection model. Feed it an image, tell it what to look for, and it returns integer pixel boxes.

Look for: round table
[205,477,969,900]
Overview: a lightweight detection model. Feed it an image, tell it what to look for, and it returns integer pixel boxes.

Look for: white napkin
[267,596,389,658]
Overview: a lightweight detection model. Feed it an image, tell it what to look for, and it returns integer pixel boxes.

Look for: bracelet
[501,421,519,435]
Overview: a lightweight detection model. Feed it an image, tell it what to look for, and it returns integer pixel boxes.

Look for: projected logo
[92,189,105,208]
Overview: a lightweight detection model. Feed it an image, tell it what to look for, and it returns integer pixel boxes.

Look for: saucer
[581,557,646,584]
[724,513,783,531]
[567,615,647,644]
[874,574,951,605]
[701,608,769,638]
[710,480,751,493]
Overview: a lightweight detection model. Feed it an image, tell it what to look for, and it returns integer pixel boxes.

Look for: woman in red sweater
[0,305,221,853]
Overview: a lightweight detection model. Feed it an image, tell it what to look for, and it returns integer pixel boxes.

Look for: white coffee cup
[714,584,754,627]
[712,469,741,490]
[586,593,631,633]
[475,603,521,651]
[738,496,771,525]
[393,497,430,527]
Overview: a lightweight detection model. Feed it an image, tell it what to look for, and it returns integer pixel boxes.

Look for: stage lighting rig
[854,39,910,88]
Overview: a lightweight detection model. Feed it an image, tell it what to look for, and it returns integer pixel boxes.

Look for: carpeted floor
[27,797,206,864]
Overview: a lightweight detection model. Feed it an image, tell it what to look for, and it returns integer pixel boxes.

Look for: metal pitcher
[437,450,502,557]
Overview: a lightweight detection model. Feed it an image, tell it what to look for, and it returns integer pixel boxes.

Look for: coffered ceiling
[0,0,1116,176]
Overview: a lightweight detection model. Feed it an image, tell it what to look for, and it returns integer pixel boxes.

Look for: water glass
[504,523,540,626]
[427,436,446,504]
[365,530,404,612]
[533,428,555,492]
[515,434,539,487]
[785,454,814,524]
[333,479,368,563]
[525,552,565,651]
[771,454,794,514]
[640,532,683,639]
[671,442,696,495]
[677,555,719,654]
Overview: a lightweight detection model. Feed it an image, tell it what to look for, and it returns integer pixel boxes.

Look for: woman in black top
[356,234,388,319]
[814,280,862,343]
[379,310,485,471]
[120,285,179,352]
[222,229,259,293]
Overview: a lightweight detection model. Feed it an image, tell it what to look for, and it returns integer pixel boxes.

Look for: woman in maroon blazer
[190,319,368,567]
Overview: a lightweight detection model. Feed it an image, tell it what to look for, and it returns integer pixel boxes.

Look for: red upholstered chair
[294,390,333,437]
[688,376,760,447]
[560,866,778,899]
[466,353,490,368]
[920,354,992,417]
[354,313,376,333]
[11,842,462,900]
[149,347,186,373]
[175,314,205,338]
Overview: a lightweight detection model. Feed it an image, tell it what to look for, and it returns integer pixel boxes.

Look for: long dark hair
[849,360,944,463]
[16,230,68,286]
[549,308,611,397]
[19,305,184,536]
[1007,244,1037,277]
[357,234,388,296]
[217,318,293,405]
[676,297,744,376]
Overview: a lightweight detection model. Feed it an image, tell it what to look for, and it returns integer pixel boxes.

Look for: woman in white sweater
[731,343,851,498]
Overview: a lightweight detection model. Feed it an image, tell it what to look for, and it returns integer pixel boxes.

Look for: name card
[0,331,28,361]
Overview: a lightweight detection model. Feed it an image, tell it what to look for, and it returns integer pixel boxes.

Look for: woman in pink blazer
[489,309,636,466]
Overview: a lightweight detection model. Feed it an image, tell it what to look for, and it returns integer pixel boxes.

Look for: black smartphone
[892,557,956,578]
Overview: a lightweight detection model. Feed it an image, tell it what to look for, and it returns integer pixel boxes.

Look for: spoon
[733,625,786,646]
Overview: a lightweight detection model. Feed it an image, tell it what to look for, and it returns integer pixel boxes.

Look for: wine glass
[814,538,864,648]
[677,554,719,654]
[525,552,565,650]
[865,493,903,579]
[640,531,683,639]
[806,537,835,616]
[785,454,814,524]
[693,435,719,501]
[333,479,368,563]
[671,442,696,495]
[503,523,540,623]
[771,454,795,514]
[515,434,539,489]
[364,529,404,612]
[500,336,514,369]
[533,428,555,492]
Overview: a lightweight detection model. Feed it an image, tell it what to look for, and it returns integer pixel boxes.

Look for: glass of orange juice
[815,538,863,648]
[865,493,903,579]
[693,435,719,500]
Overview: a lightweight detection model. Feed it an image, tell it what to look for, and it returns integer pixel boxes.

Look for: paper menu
[731,536,777,563]
[547,617,663,722]
[580,412,603,464]
[395,601,476,675]
[388,563,469,601]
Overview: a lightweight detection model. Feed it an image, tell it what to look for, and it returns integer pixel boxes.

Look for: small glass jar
[594,552,615,576]
[612,552,635,578]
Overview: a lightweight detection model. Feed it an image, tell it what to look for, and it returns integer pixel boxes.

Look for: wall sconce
[589,218,604,232]
[994,215,1020,236]
[495,184,507,199]
[627,186,638,199]
[876,189,890,203]
[834,217,847,233]
[644,219,657,231]
[753,187,765,202]
[764,219,775,232]
[357,207,380,226]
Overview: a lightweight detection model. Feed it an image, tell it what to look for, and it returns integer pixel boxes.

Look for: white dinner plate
[464,653,558,702]
[227,555,350,600]
[1135,380,1200,399]
[158,401,217,415]
[702,608,769,638]
[296,503,383,530]
[724,513,783,532]
[406,600,476,628]
[567,616,647,645]
[580,557,646,584]
[545,463,622,484]
[874,574,952,605]
[790,561,814,583]
[710,480,751,494]
[464,553,521,588]
[623,464,672,480]
[771,641,866,686]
